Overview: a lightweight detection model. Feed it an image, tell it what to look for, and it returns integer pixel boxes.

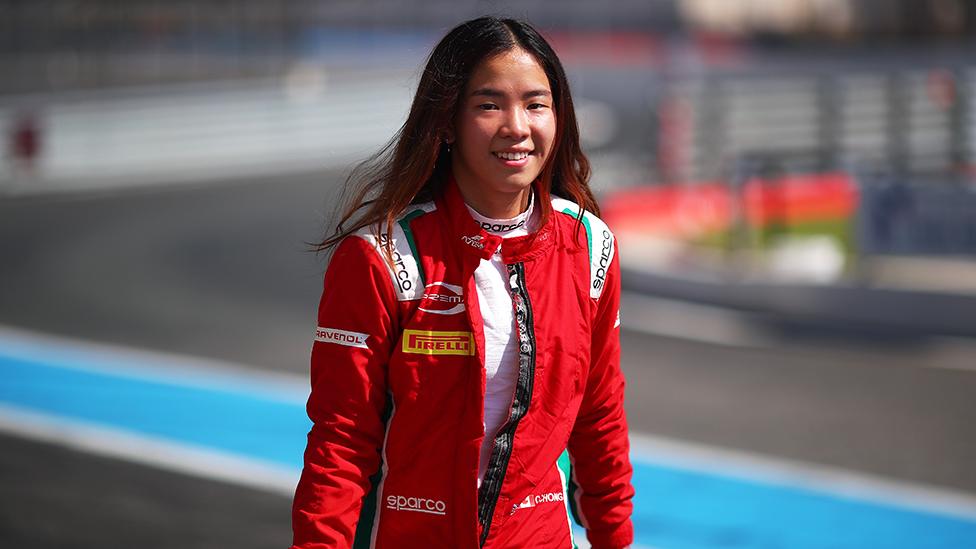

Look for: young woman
[291,16,634,549]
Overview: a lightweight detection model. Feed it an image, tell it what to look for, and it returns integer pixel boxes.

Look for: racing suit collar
[438,176,555,263]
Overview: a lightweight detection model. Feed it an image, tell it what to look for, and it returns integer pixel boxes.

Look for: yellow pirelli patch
[402,330,475,356]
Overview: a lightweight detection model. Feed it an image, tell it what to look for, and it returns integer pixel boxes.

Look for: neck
[453,182,531,219]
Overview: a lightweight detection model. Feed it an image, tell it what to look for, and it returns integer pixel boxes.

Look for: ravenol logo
[403,330,474,356]
[315,327,369,349]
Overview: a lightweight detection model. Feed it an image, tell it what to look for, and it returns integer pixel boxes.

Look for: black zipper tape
[477,262,537,546]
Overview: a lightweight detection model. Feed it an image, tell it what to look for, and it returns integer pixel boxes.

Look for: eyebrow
[470,88,552,99]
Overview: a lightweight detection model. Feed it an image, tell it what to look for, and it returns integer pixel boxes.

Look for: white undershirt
[464,194,539,487]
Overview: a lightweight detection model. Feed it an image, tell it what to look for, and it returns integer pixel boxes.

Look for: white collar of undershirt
[464,192,537,238]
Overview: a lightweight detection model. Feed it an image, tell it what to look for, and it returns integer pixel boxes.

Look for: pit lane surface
[2,171,975,547]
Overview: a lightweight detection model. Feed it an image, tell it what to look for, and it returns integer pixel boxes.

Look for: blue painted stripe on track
[0,349,310,470]
[629,459,976,549]
[2,337,976,549]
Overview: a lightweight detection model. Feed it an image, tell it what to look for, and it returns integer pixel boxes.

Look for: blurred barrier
[619,263,976,338]
[603,172,858,239]
[858,178,976,256]
[604,169,976,337]
[0,71,413,192]
[655,68,976,183]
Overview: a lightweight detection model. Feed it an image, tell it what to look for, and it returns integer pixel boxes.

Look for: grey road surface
[0,432,292,549]
[1,172,975,547]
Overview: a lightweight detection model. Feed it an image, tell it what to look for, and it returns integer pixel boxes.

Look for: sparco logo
[379,233,412,292]
[462,234,485,249]
[592,229,612,290]
[386,494,447,516]
[419,282,465,315]
[479,219,526,233]
[315,327,369,349]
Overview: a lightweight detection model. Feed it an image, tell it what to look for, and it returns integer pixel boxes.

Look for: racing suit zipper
[477,262,537,546]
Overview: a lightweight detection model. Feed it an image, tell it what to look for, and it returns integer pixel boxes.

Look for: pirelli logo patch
[402,330,474,356]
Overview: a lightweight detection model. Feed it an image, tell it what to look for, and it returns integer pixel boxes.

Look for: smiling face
[450,47,556,219]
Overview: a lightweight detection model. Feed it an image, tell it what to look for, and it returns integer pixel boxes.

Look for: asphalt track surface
[2,171,976,547]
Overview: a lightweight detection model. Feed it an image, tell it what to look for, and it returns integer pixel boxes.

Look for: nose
[500,107,530,140]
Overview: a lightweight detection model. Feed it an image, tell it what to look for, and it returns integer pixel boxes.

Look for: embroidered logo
[378,233,414,293]
[402,330,474,356]
[511,494,535,514]
[479,219,526,232]
[386,494,447,516]
[593,229,612,291]
[462,234,486,249]
[509,491,566,515]
[315,327,368,349]
[419,282,465,315]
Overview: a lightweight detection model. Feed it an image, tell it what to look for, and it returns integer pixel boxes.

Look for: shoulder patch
[552,198,615,300]
[354,202,436,301]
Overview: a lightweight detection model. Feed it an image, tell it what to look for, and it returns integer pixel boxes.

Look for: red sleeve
[290,236,398,549]
[567,245,635,549]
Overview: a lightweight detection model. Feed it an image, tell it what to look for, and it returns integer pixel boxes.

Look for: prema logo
[402,330,474,356]
[315,327,369,349]
[386,494,447,516]
[419,282,465,315]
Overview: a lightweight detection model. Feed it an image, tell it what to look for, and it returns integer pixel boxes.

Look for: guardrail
[0,70,414,193]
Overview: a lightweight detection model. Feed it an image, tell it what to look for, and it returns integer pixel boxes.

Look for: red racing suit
[291,180,634,549]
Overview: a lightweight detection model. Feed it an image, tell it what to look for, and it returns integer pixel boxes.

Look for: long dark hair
[316,16,596,252]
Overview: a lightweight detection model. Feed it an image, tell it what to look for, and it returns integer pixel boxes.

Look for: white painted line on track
[0,324,308,402]
[2,323,976,532]
[0,403,299,497]
[630,432,976,522]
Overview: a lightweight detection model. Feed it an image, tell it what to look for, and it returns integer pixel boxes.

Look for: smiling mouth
[493,151,531,161]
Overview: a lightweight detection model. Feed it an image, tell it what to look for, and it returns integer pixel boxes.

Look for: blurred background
[2,1,976,548]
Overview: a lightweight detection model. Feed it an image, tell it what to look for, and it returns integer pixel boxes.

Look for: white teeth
[495,151,529,161]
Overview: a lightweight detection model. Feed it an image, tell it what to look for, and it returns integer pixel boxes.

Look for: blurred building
[3,0,973,93]
[680,0,976,38]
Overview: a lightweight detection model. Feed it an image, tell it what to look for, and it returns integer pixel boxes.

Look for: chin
[500,172,539,190]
